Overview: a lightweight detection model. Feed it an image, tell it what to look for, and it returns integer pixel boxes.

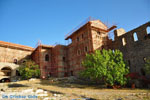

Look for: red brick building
[31,18,115,78]
[1,18,148,80]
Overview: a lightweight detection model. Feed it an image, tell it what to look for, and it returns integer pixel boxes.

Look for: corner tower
[65,17,116,76]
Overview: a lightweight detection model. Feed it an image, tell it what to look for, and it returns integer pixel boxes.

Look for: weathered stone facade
[31,19,113,78]
[0,41,34,80]
[65,20,111,76]
[113,22,150,76]
[0,18,149,80]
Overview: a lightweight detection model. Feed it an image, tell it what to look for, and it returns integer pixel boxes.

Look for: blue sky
[0,0,149,47]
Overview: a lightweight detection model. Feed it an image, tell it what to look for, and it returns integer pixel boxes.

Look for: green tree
[144,58,150,74]
[80,49,129,86]
[19,60,40,80]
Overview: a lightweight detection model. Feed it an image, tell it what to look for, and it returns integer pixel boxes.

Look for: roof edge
[0,41,34,51]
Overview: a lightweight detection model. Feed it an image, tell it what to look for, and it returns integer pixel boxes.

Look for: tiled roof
[0,41,34,51]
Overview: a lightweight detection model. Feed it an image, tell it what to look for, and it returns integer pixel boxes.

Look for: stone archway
[1,67,12,76]
[0,62,19,81]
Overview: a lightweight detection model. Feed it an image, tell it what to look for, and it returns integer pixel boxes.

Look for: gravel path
[0,79,150,100]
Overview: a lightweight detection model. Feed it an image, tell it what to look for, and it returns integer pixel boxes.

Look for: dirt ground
[0,78,150,100]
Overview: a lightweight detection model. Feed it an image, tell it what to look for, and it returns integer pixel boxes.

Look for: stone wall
[113,21,150,75]
[0,42,33,80]
[0,45,33,64]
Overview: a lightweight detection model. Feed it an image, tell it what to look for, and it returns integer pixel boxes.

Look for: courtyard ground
[0,77,150,100]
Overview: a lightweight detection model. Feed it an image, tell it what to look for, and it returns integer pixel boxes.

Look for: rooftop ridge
[0,41,34,51]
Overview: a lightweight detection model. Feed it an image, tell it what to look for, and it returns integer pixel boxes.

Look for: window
[63,57,66,62]
[147,26,150,34]
[82,34,84,39]
[70,71,73,76]
[143,57,146,62]
[77,37,79,42]
[141,68,145,76]
[84,46,88,52]
[14,59,18,64]
[77,49,81,55]
[97,31,100,35]
[133,32,138,41]
[122,38,126,46]
[45,54,49,61]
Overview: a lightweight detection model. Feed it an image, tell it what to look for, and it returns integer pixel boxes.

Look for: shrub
[19,60,40,80]
[80,49,129,86]
[144,58,150,74]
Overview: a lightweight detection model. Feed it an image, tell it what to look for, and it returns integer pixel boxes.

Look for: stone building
[0,41,34,81]
[31,19,115,78]
[113,21,150,76]
[0,17,149,81]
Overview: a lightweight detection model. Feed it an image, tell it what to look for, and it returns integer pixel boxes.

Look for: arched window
[122,38,126,46]
[45,54,49,61]
[147,26,150,35]
[14,59,18,64]
[133,32,138,41]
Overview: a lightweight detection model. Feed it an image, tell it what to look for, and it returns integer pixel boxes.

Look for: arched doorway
[1,67,12,76]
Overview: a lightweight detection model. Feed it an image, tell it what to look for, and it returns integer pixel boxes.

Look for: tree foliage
[19,60,40,80]
[80,49,129,86]
[144,58,150,74]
